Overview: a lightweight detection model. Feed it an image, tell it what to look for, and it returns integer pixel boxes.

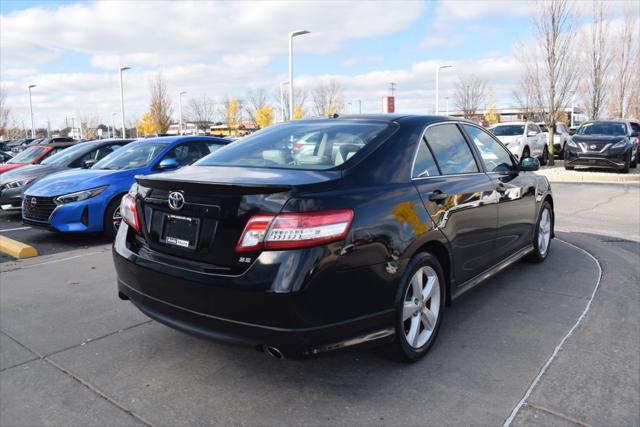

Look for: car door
[412,123,498,284]
[462,124,538,262]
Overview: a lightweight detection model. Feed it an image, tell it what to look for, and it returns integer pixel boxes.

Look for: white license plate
[165,236,190,248]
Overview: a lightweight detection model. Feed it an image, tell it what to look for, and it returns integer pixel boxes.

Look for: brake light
[235,209,354,252]
[120,194,141,233]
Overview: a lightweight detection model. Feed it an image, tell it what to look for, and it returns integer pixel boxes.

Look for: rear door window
[424,124,479,175]
[412,137,440,178]
[196,121,391,170]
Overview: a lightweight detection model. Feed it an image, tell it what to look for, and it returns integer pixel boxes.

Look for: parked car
[537,122,571,157]
[0,141,77,175]
[565,120,638,172]
[0,151,13,163]
[22,136,229,237]
[0,139,133,211]
[6,138,35,152]
[27,137,75,147]
[626,119,640,153]
[113,115,554,361]
[489,121,548,164]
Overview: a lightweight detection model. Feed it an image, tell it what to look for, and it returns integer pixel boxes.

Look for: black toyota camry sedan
[565,120,638,172]
[113,115,554,361]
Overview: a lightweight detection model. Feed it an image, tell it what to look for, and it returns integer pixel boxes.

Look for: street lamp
[280,81,289,122]
[288,30,310,119]
[179,91,187,135]
[435,65,452,115]
[119,66,131,138]
[28,84,37,138]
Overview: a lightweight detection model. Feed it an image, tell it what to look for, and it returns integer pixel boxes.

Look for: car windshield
[8,146,47,163]
[577,122,626,136]
[41,143,90,166]
[92,141,169,170]
[196,121,390,170]
[491,125,524,136]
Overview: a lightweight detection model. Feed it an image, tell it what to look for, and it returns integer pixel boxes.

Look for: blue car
[23,136,229,237]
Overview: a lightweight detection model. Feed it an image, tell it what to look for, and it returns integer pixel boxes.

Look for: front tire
[526,201,553,263]
[104,196,124,239]
[391,252,445,362]
[631,151,638,168]
[539,146,549,166]
[619,153,630,174]
[522,146,531,159]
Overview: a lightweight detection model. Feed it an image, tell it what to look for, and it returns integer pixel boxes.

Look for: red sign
[382,96,395,113]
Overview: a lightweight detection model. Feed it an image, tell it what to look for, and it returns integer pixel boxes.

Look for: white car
[537,122,571,157]
[489,121,548,164]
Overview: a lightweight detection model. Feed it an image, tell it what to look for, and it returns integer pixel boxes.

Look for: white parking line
[502,238,603,427]
[0,226,31,233]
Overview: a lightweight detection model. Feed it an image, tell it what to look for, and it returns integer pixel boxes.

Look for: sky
[0,0,635,129]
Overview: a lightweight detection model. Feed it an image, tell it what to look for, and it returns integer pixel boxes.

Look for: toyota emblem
[30,197,37,208]
[590,144,597,150]
[168,191,185,211]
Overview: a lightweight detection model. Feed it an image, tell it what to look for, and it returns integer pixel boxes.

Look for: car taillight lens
[235,209,354,252]
[120,194,141,233]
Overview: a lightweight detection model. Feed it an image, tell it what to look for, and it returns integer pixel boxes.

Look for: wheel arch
[414,240,453,306]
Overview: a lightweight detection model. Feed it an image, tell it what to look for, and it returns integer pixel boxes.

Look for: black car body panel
[114,115,553,357]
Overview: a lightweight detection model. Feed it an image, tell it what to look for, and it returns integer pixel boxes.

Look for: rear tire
[539,146,549,166]
[526,201,553,263]
[103,196,124,239]
[390,252,445,363]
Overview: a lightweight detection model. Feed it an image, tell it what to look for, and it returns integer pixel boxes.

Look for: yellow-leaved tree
[292,105,304,120]
[483,87,500,126]
[255,105,274,129]
[225,98,240,135]
[136,113,154,136]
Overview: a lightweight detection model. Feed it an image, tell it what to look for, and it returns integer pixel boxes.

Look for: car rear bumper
[113,225,397,357]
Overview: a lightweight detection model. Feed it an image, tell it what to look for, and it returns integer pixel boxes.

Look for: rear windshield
[491,125,524,136]
[196,121,390,170]
[93,141,169,170]
[8,146,47,163]
[577,122,626,136]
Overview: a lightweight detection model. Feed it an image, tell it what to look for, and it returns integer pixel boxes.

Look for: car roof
[33,141,79,149]
[134,135,230,144]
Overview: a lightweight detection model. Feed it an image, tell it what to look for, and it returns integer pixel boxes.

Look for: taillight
[120,194,141,233]
[235,209,354,252]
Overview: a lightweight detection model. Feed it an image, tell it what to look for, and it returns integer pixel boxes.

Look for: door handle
[428,190,449,202]
[496,183,507,193]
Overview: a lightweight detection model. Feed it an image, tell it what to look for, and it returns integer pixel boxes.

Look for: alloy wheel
[538,208,551,256]
[112,206,122,231]
[402,266,441,348]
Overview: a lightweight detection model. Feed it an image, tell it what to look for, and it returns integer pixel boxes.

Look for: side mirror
[82,158,97,169]
[157,158,179,170]
[519,156,540,172]
[527,131,537,137]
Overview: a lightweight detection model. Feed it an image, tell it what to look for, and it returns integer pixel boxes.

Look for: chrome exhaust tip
[264,345,284,359]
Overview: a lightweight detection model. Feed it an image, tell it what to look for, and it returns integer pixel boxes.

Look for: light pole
[280,81,289,122]
[179,91,187,135]
[119,66,131,138]
[288,30,310,119]
[28,84,37,138]
[435,65,452,115]
[347,102,352,114]
[358,100,362,114]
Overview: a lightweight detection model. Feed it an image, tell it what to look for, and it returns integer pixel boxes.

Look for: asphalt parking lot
[1,182,639,426]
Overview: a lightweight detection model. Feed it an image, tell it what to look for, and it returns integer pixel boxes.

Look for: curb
[535,172,640,184]
[0,235,38,259]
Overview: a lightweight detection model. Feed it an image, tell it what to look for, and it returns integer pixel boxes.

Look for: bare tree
[528,0,580,165]
[454,74,486,118]
[244,88,268,126]
[0,84,9,137]
[513,69,542,121]
[311,79,344,116]
[582,0,612,120]
[78,112,101,140]
[186,95,217,133]
[273,85,308,121]
[610,4,638,118]
[149,73,173,134]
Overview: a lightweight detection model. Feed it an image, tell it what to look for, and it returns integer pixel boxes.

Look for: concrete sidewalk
[536,161,640,184]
